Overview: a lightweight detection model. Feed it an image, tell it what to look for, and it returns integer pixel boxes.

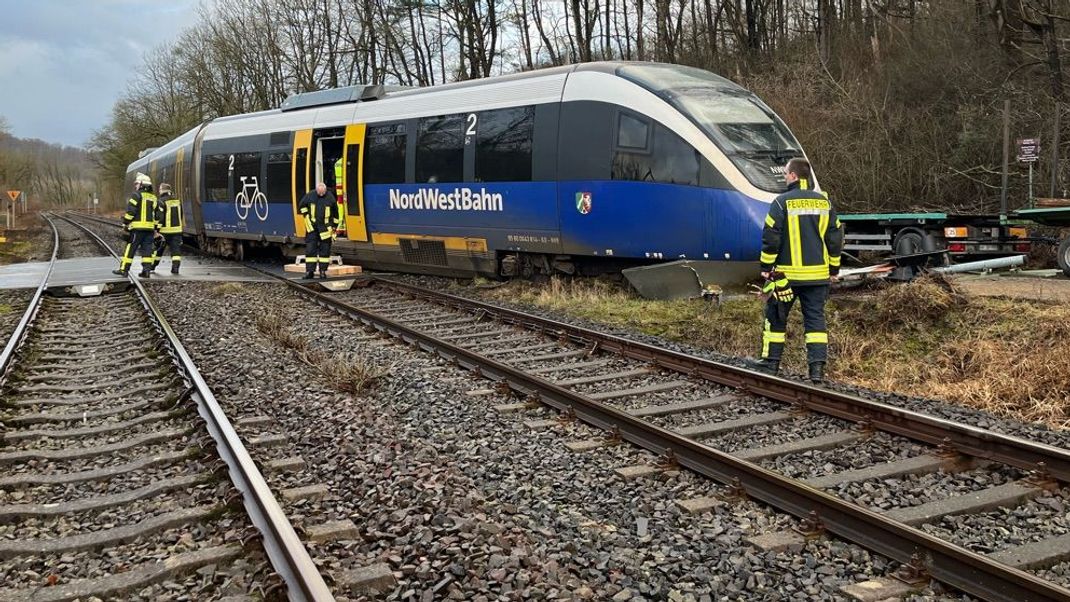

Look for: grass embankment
[477,277,1070,428]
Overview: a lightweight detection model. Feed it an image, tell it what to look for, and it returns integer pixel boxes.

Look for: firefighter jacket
[155,192,184,234]
[759,178,844,285]
[333,159,344,198]
[298,190,339,239]
[123,191,158,231]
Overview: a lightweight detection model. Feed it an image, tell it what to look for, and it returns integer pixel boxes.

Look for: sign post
[5,191,20,229]
[1017,138,1040,208]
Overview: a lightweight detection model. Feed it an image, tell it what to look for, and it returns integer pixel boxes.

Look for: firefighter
[151,183,184,274]
[113,172,158,278]
[755,158,844,383]
[298,182,339,279]
[333,156,347,236]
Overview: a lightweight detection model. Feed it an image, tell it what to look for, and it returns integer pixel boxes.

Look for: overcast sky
[0,0,200,147]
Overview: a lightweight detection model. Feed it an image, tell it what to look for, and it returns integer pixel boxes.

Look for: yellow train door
[341,124,368,242]
[292,129,312,236]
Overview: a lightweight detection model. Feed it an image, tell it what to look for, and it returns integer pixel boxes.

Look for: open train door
[342,123,368,242]
[292,129,312,237]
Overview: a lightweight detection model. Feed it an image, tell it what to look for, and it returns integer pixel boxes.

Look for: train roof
[132,61,749,168]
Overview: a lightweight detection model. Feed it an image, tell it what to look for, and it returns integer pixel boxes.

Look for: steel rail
[0,213,60,382]
[375,278,1070,483]
[254,269,1070,602]
[60,216,334,602]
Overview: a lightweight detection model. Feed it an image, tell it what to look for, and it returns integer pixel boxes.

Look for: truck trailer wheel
[893,230,925,255]
[1058,237,1070,278]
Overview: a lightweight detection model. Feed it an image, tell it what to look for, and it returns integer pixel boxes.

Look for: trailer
[1013,206,1070,277]
[839,212,1031,261]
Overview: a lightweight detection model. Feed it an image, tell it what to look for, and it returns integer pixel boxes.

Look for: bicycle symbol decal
[235,176,269,221]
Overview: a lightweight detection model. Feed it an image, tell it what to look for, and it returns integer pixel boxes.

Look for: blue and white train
[126,61,814,277]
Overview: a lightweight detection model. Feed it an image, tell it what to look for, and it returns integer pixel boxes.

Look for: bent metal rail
[53,216,334,602]
[252,270,1070,602]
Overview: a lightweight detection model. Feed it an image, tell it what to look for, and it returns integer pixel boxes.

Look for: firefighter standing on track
[113,172,158,278]
[298,182,340,279]
[151,183,184,275]
[755,158,844,383]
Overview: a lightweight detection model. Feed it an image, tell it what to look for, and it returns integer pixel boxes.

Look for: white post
[1028,162,1034,208]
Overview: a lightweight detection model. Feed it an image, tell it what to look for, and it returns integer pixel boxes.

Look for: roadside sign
[6,190,19,202]
[1017,138,1040,163]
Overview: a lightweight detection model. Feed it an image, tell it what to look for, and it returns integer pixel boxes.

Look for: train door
[292,129,312,236]
[342,123,368,242]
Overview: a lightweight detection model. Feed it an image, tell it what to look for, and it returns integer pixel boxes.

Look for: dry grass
[317,352,393,395]
[254,312,390,395]
[480,276,1070,428]
[254,312,310,354]
[211,282,247,297]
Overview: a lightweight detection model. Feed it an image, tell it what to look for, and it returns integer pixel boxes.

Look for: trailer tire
[1058,237,1070,278]
[893,230,925,256]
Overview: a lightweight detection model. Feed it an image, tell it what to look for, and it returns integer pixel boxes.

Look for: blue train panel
[557,181,768,261]
[364,182,563,253]
[361,180,769,261]
[201,202,296,237]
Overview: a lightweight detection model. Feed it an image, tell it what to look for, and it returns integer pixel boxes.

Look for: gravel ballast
[151,279,967,600]
[385,274,1070,449]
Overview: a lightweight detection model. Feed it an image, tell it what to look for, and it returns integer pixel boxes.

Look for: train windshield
[617,63,800,193]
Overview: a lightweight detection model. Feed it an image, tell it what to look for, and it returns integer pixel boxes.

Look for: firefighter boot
[139,267,152,278]
[171,260,181,275]
[302,270,315,280]
[809,361,826,383]
[112,269,127,276]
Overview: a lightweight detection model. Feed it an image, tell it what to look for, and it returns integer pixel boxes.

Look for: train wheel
[1057,237,1070,278]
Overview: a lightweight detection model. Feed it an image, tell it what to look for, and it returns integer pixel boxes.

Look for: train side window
[616,112,650,150]
[416,114,464,183]
[266,152,292,203]
[613,124,700,186]
[233,152,261,189]
[295,149,308,196]
[475,106,534,182]
[345,144,361,216]
[204,154,230,201]
[365,123,407,184]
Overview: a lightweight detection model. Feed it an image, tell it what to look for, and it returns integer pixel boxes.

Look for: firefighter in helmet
[113,172,158,278]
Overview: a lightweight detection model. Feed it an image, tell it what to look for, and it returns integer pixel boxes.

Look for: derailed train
[125,61,814,277]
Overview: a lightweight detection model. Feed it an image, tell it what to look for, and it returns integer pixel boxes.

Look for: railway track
[63,212,1070,600]
[245,272,1070,602]
[0,216,331,601]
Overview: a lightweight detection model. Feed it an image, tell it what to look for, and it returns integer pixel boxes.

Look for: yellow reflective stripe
[760,251,778,264]
[819,210,829,266]
[783,271,830,281]
[765,214,776,227]
[764,331,786,343]
[782,264,830,273]
[805,332,828,344]
[799,178,809,190]
[835,219,842,228]
[828,255,841,267]
[303,217,313,231]
[788,214,803,268]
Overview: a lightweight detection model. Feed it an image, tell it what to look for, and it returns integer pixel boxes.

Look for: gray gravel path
[153,280,965,600]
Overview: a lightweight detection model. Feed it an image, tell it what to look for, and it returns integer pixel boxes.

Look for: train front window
[617,63,801,193]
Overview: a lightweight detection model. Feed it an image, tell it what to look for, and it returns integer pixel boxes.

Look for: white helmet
[134,172,152,187]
